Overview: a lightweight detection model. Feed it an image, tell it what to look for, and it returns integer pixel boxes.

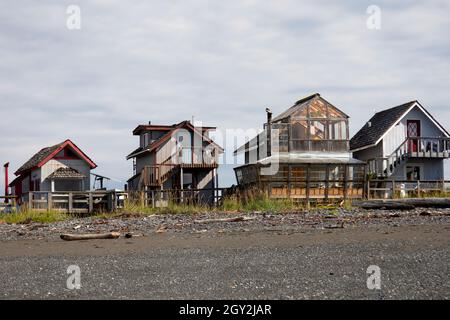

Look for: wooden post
[28,192,33,211]
[391,179,396,199]
[288,165,292,199]
[68,192,73,213]
[343,165,348,201]
[180,167,184,203]
[306,164,310,209]
[151,190,155,208]
[367,180,371,200]
[88,192,93,213]
[48,192,53,211]
[417,180,421,198]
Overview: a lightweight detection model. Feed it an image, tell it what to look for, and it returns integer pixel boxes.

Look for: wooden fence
[367,180,450,199]
[19,191,127,213]
[2,180,449,214]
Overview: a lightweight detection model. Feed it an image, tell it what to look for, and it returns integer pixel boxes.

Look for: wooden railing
[19,191,127,213]
[367,180,450,199]
[406,137,450,157]
[367,137,450,178]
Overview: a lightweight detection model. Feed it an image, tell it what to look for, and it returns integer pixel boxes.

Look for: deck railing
[367,180,450,199]
[17,191,127,213]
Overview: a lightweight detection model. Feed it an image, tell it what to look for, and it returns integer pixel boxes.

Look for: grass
[0,196,343,224]
[0,209,70,224]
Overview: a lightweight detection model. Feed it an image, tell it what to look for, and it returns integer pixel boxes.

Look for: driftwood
[355,198,450,210]
[357,202,415,210]
[60,232,120,241]
[194,216,256,224]
[324,222,345,229]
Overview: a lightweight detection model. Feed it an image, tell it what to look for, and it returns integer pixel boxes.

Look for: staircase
[367,138,409,178]
[140,164,179,188]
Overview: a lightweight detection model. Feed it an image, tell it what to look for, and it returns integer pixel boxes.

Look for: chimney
[367,121,372,128]
[148,121,152,125]
[266,108,272,157]
[3,162,9,204]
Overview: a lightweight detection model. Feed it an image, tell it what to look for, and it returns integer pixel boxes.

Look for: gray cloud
[1,0,449,192]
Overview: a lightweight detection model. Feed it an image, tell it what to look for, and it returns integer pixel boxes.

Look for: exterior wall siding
[383,106,445,157]
[391,158,444,180]
[353,141,383,161]
[40,159,91,191]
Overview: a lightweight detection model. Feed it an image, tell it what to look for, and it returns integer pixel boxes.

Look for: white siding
[383,105,446,157]
[40,159,91,191]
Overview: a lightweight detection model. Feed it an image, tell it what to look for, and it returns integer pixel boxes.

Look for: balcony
[406,137,450,158]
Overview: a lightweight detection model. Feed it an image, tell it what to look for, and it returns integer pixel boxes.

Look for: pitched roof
[271,93,349,122]
[350,101,416,151]
[47,167,85,179]
[349,99,450,152]
[234,93,349,154]
[126,120,224,160]
[132,123,216,135]
[15,142,65,174]
[15,139,97,175]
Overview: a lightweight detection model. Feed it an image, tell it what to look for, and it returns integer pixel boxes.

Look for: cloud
[1,0,450,193]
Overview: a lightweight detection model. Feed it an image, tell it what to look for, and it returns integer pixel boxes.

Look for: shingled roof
[47,167,85,179]
[15,142,65,174]
[14,139,97,175]
[349,100,444,152]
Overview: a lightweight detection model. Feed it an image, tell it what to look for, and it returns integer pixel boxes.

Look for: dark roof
[126,146,144,159]
[127,120,223,160]
[350,101,416,151]
[133,124,217,135]
[16,142,65,174]
[47,167,85,180]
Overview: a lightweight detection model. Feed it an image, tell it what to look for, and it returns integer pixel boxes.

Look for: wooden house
[126,120,223,204]
[351,100,450,180]
[9,139,97,200]
[233,93,366,201]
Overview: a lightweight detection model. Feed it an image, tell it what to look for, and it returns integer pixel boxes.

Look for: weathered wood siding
[40,159,91,191]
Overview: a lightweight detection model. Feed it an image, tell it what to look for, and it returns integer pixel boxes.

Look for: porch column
[51,179,55,192]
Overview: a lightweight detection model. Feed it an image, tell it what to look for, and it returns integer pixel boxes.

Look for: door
[407,120,421,152]
[406,165,421,181]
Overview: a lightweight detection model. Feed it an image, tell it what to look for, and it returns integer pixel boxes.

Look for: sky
[1,0,450,192]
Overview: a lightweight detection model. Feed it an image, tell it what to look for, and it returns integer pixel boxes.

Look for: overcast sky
[1,0,450,192]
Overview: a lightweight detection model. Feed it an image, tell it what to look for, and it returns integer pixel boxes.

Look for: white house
[350,100,450,180]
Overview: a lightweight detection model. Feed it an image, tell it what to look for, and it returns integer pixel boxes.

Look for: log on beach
[60,232,121,241]
[194,216,256,224]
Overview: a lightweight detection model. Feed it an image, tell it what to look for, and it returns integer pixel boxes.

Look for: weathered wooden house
[126,120,223,204]
[350,100,450,180]
[233,93,366,201]
[9,139,97,200]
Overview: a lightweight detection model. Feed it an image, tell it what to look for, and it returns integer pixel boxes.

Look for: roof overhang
[350,101,450,152]
[14,139,97,176]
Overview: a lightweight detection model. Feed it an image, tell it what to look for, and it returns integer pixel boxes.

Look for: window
[291,121,308,140]
[329,120,348,140]
[310,120,327,140]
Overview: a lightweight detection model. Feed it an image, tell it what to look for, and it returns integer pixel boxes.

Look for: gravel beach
[0,208,449,299]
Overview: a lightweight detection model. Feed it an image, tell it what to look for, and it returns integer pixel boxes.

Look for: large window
[329,120,348,140]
